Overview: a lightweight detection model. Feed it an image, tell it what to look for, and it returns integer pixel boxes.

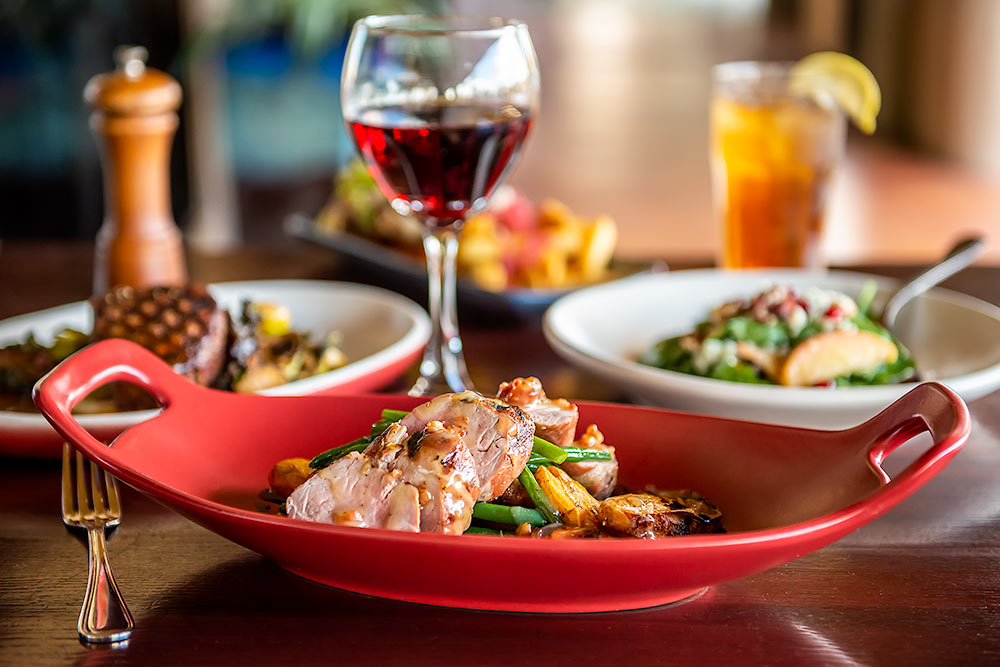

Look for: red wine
[349,104,533,224]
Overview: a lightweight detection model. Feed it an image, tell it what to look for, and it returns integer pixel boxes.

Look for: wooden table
[1,242,999,666]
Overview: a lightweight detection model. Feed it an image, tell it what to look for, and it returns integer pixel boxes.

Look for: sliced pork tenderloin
[497,377,578,447]
[561,424,619,499]
[285,452,420,531]
[399,391,534,501]
[366,420,481,535]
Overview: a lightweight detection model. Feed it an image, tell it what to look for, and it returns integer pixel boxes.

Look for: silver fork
[61,444,134,643]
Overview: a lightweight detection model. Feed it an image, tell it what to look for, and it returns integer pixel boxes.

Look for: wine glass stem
[410,226,473,396]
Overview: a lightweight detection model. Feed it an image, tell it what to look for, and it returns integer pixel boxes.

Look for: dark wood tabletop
[1,241,999,666]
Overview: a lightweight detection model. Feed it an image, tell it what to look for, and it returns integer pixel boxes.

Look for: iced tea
[711,62,845,269]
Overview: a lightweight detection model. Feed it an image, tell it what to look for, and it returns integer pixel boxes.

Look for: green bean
[518,467,559,524]
[564,447,612,461]
[308,440,370,469]
[464,526,505,536]
[472,502,547,526]
[526,447,612,470]
[532,436,568,464]
[309,409,409,469]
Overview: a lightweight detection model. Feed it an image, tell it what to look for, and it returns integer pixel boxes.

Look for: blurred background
[2,0,999,263]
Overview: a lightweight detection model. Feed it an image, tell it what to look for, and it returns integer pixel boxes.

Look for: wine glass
[341,15,540,395]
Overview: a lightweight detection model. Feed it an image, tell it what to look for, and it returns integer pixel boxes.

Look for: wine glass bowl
[341,15,541,395]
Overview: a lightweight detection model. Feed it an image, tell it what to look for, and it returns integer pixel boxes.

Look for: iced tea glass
[710,62,846,269]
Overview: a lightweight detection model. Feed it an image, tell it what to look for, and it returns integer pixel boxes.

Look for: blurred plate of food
[0,280,430,458]
[285,161,656,320]
[544,269,1000,428]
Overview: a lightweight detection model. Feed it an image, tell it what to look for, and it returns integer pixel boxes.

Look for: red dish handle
[33,339,191,451]
[853,382,970,487]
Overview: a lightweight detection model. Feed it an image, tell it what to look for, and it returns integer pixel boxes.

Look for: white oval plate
[0,280,431,457]
[544,269,1000,428]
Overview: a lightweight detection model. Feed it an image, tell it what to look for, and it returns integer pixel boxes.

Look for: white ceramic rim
[543,269,1000,409]
[0,279,431,431]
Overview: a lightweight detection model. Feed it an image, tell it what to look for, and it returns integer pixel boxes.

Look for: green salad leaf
[715,316,789,349]
[708,359,770,384]
[640,284,918,388]
[638,336,694,374]
[855,279,878,317]
[791,320,823,346]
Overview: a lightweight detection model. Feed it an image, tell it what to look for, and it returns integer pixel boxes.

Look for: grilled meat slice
[597,493,724,538]
[497,376,578,447]
[366,421,481,534]
[286,452,420,531]
[291,390,532,534]
[561,424,619,499]
[401,391,534,501]
[497,377,619,499]
[91,284,229,386]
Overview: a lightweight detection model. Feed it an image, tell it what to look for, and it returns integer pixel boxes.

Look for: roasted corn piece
[533,465,600,528]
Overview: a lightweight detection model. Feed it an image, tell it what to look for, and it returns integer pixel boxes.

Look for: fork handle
[79,525,134,643]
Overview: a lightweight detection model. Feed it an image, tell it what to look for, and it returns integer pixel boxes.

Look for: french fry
[468,261,509,292]
[538,199,584,256]
[457,215,503,267]
[537,198,577,227]
[576,215,618,281]
[522,247,570,289]
[455,198,618,290]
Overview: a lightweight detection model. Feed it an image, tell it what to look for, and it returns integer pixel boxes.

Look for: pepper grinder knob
[114,45,148,79]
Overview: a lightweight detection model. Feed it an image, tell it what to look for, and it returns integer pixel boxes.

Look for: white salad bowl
[544,269,1000,428]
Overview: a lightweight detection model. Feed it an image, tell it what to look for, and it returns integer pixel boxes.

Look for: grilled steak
[91,284,229,386]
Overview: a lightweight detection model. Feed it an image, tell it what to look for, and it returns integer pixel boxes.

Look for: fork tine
[76,450,90,521]
[104,471,121,518]
[90,461,107,518]
[61,444,75,520]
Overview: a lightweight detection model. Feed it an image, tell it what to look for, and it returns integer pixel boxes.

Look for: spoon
[882,236,987,330]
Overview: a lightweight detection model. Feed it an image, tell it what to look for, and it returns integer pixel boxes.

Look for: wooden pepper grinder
[85,45,187,295]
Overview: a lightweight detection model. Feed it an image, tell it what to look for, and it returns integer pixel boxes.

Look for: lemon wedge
[789,52,881,134]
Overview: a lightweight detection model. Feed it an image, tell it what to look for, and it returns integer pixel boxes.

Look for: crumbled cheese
[786,304,808,337]
[800,287,858,320]
[693,338,739,374]
[822,317,858,333]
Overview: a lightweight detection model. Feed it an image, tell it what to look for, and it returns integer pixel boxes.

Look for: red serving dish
[34,340,970,613]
